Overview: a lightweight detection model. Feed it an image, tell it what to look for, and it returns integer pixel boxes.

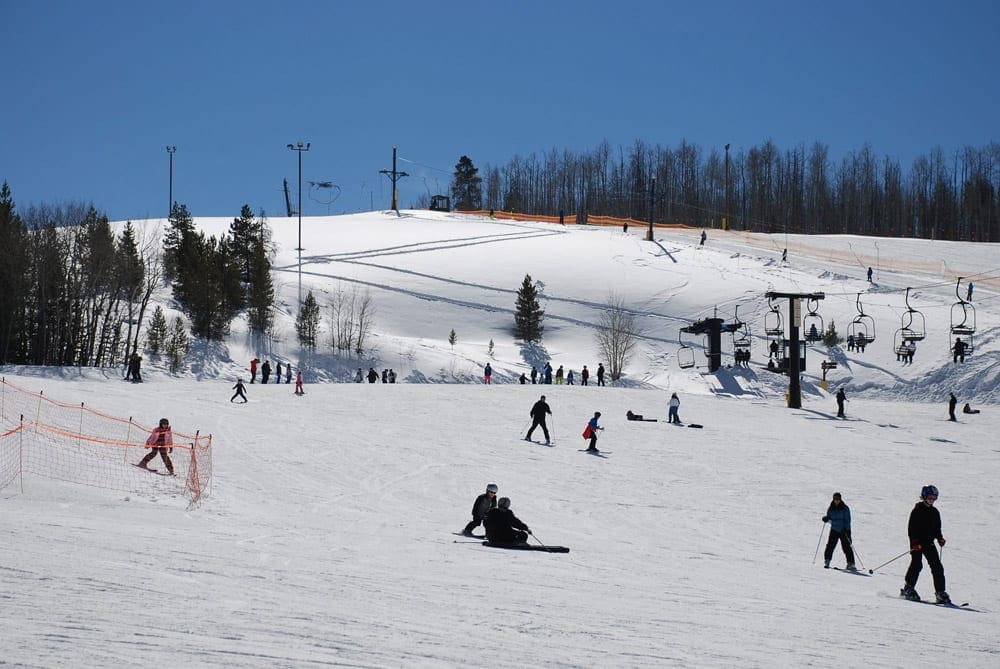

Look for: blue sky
[2,1,997,222]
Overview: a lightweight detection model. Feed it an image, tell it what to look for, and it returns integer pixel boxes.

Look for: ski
[452,532,485,539]
[889,594,976,610]
[833,567,871,577]
[578,449,610,456]
[482,542,570,553]
[131,463,173,477]
[522,439,554,446]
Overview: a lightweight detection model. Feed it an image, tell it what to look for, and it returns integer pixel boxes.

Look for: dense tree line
[0,183,276,367]
[471,140,999,241]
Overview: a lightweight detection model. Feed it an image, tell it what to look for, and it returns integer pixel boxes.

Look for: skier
[901,485,950,604]
[596,363,605,386]
[461,483,498,537]
[250,357,260,384]
[388,369,396,383]
[354,368,363,383]
[948,393,958,421]
[367,368,378,383]
[555,365,564,385]
[525,395,552,444]
[275,362,282,384]
[966,282,973,301]
[129,353,143,383]
[836,388,847,418]
[667,393,681,424]
[821,492,855,570]
[581,365,589,386]
[530,366,538,384]
[382,369,388,383]
[543,362,553,385]
[566,369,575,385]
[136,418,175,475]
[781,248,788,262]
[484,497,531,546]
[699,230,707,246]
[484,363,492,385]
[867,267,873,282]
[294,370,304,396]
[230,378,248,403]
[261,360,271,384]
[285,364,292,384]
[583,411,603,452]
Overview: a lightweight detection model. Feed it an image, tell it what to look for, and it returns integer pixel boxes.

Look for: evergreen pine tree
[295,291,321,349]
[448,329,457,349]
[165,316,190,372]
[513,274,544,342]
[162,203,195,284]
[823,320,842,348]
[451,156,482,210]
[145,306,169,355]
[0,182,30,364]
[246,237,274,337]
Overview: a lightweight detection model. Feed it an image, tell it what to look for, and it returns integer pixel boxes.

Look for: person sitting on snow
[484,497,531,546]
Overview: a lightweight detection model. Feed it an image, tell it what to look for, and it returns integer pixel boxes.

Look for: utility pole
[166,145,176,217]
[646,176,656,241]
[379,145,409,213]
[287,141,310,313]
[724,143,730,231]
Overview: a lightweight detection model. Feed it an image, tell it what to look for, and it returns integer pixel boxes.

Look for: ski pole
[868,548,913,574]
[550,416,556,442]
[812,522,827,565]
[529,531,554,553]
[844,533,866,570]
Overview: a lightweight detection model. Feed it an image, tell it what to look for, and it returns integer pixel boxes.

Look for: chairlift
[732,305,751,350]
[893,328,915,359]
[848,293,876,346]
[899,287,926,342]
[950,277,976,337]
[763,296,783,336]
[677,329,696,369]
[802,298,824,343]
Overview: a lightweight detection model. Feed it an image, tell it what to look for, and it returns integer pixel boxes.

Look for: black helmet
[486,483,498,493]
[921,485,939,500]
[498,497,511,509]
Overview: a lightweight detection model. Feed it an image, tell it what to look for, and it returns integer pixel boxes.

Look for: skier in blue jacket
[822,492,855,570]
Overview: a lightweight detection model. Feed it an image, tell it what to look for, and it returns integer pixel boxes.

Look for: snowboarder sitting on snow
[484,497,531,546]
[626,410,643,421]
[963,403,980,415]
[821,492,855,570]
[462,483,498,536]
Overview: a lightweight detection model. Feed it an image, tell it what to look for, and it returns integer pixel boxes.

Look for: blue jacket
[824,503,852,533]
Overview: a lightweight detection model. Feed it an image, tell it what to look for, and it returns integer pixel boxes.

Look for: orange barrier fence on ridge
[453,210,693,229]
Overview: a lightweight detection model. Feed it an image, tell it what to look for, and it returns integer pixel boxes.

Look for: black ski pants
[824,529,855,564]
[905,543,946,593]
[139,447,174,474]
[526,417,549,441]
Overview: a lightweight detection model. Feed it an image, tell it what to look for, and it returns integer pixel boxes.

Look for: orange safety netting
[454,210,692,229]
[0,377,211,505]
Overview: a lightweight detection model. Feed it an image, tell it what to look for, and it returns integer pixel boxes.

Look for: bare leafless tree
[594,292,644,382]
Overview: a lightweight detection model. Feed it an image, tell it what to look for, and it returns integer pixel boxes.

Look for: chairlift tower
[680,312,743,373]
[379,145,409,213]
[765,291,825,409]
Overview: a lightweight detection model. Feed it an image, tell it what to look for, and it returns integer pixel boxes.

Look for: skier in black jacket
[524,395,552,444]
[461,483,498,536]
[484,497,531,545]
[901,485,949,604]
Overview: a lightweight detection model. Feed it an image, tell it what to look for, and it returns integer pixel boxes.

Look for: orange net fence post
[0,378,212,505]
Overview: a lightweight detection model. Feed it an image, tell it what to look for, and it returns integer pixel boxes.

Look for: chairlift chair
[849,293,876,346]
[763,297,784,336]
[803,298,824,343]
[899,287,926,342]
[731,305,751,350]
[950,277,976,337]
[677,330,696,369]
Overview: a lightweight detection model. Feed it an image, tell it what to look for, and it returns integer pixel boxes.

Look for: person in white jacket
[668,393,681,424]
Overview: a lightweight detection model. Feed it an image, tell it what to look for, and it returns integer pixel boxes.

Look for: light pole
[724,143,730,231]
[287,141,310,312]
[166,146,176,217]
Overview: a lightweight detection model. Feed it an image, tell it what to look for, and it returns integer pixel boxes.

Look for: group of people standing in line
[516,362,606,386]
[249,358,294,385]
[355,367,398,383]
